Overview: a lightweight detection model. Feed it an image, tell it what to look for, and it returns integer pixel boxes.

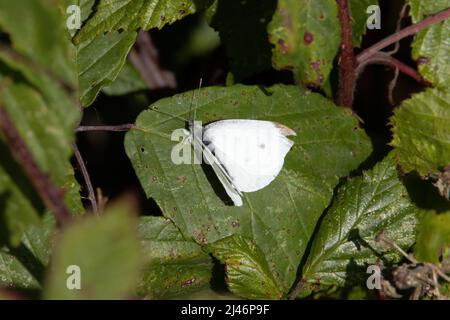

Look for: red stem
[0,107,72,226]
[356,52,427,84]
[336,0,356,108]
[129,31,177,90]
[357,7,450,64]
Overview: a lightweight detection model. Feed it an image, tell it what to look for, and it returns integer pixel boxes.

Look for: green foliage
[268,0,340,87]
[0,0,82,245]
[415,211,450,264]
[102,62,147,96]
[350,0,378,47]
[208,0,277,81]
[0,0,449,301]
[0,213,55,290]
[74,0,213,44]
[78,31,137,106]
[44,201,142,299]
[409,0,450,89]
[206,236,282,299]
[301,154,419,293]
[124,84,371,297]
[408,0,450,22]
[74,0,138,106]
[137,216,213,299]
[391,88,450,177]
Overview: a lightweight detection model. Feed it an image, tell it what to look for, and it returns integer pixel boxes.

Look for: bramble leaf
[75,0,213,44]
[391,88,450,177]
[44,201,141,299]
[301,154,419,293]
[408,0,450,89]
[268,0,340,87]
[125,84,371,297]
[137,216,213,299]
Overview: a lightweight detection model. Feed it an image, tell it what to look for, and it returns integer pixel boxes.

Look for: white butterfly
[182,119,296,207]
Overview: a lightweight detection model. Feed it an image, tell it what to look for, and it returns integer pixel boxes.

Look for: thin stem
[76,124,136,132]
[429,263,450,283]
[377,232,418,264]
[377,232,450,283]
[130,31,176,90]
[73,143,98,215]
[336,0,356,108]
[356,52,426,84]
[0,107,72,226]
[388,67,400,105]
[384,3,410,56]
[357,7,450,64]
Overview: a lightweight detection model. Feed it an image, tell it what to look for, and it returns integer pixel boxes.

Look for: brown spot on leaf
[181,278,196,288]
[308,60,325,86]
[303,32,313,45]
[195,230,207,245]
[417,57,429,65]
[310,60,321,70]
[231,220,240,228]
[279,8,292,29]
[151,176,158,183]
[160,15,165,21]
[310,278,321,291]
[277,39,288,54]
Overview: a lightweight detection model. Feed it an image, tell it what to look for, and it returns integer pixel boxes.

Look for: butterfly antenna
[188,78,203,122]
[149,106,187,123]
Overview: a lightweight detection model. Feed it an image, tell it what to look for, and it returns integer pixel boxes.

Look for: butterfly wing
[191,134,243,207]
[203,120,296,193]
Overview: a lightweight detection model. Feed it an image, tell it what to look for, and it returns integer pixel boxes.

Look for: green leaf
[415,210,450,264]
[0,250,41,290]
[137,216,213,299]
[408,0,450,23]
[268,0,340,86]
[391,88,450,177]
[0,0,76,87]
[302,154,419,292]
[208,0,277,81]
[78,31,137,106]
[0,213,55,290]
[206,236,282,299]
[74,0,213,44]
[44,201,142,299]
[0,0,83,244]
[350,0,378,47]
[70,0,138,106]
[102,62,147,96]
[408,0,450,89]
[124,84,371,297]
